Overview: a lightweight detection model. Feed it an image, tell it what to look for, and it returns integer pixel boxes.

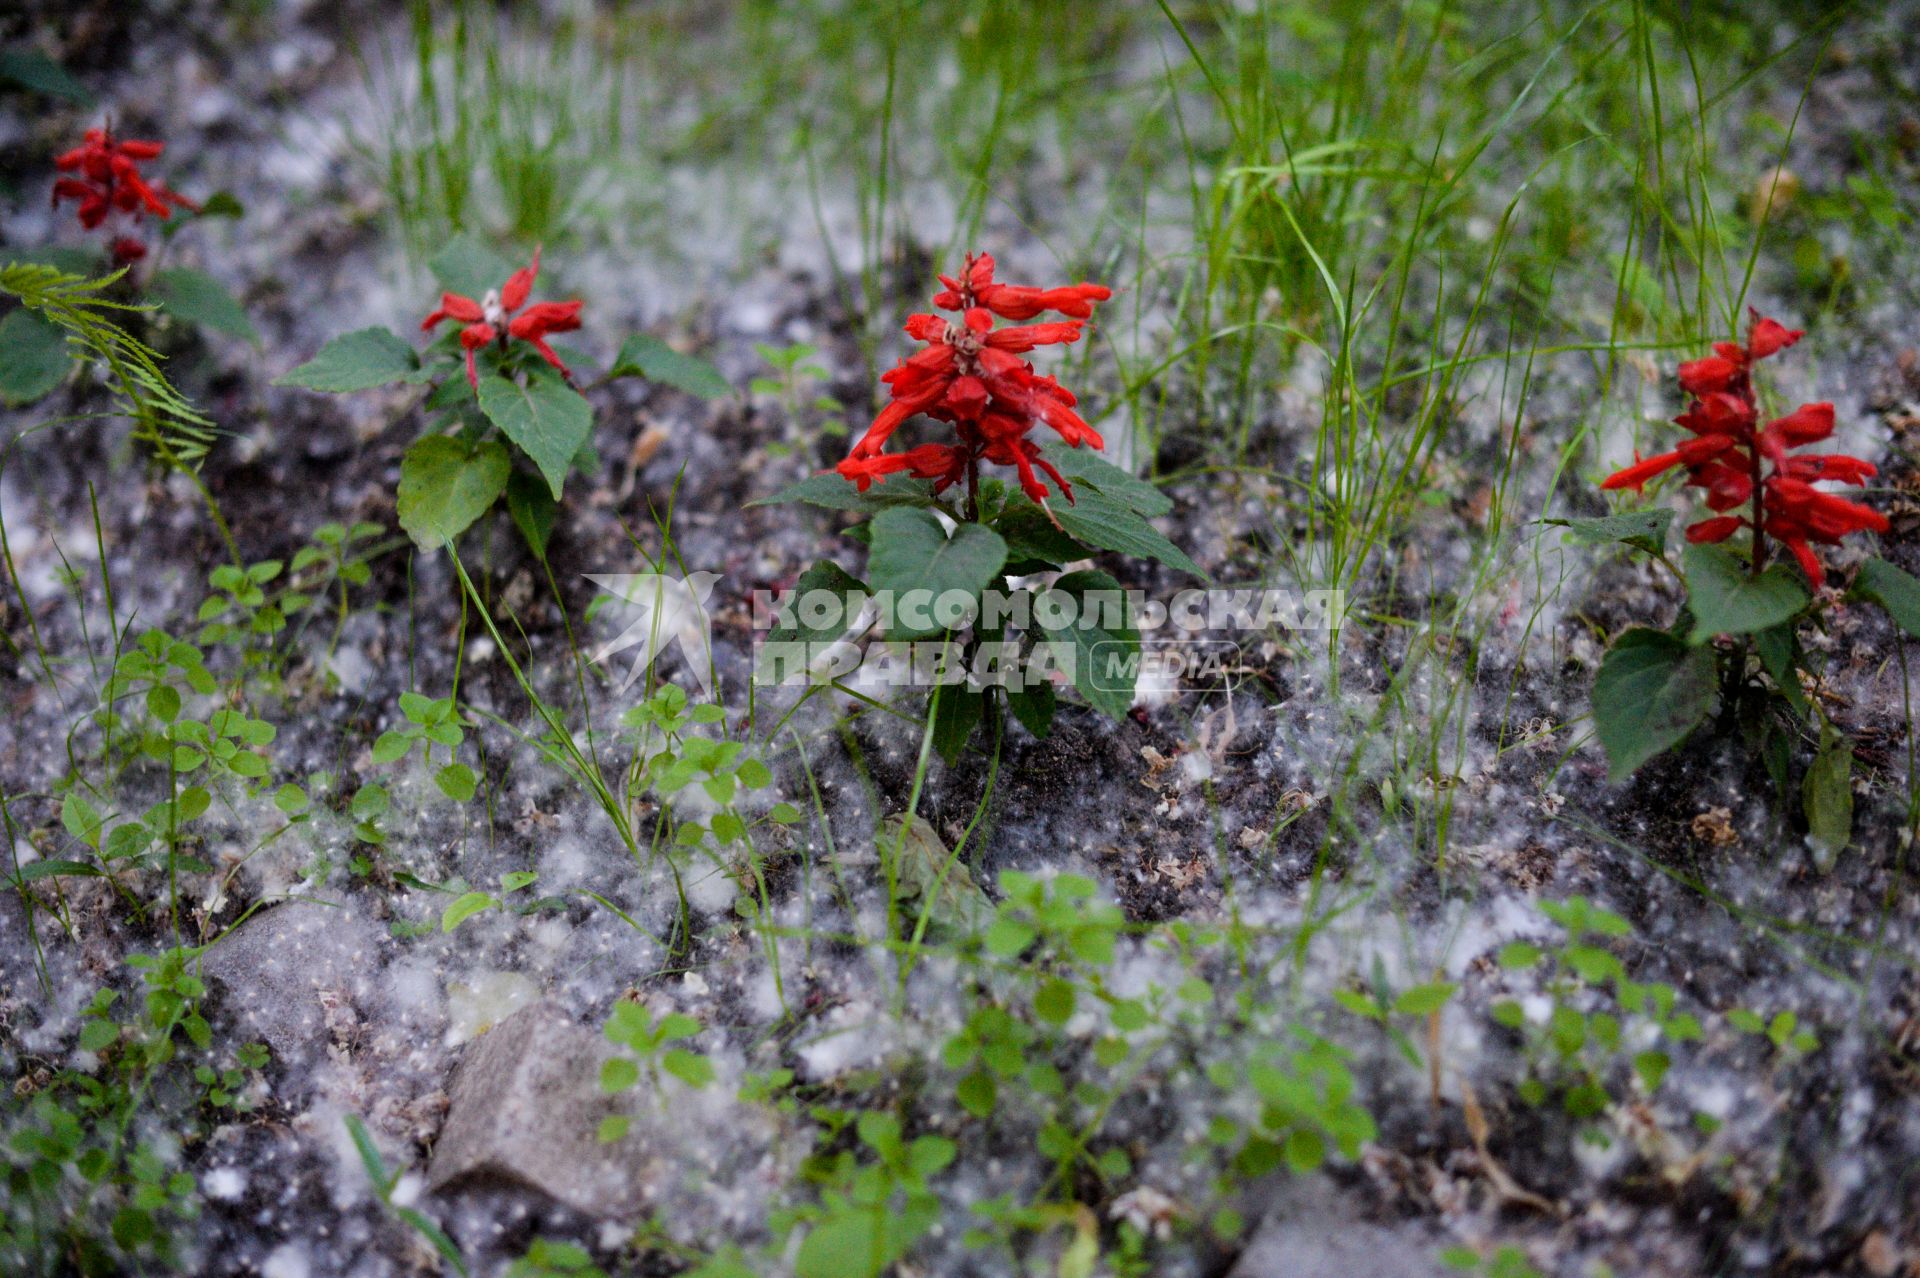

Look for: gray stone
[427,1001,655,1220]
[1227,1179,1449,1278]
[201,899,385,1062]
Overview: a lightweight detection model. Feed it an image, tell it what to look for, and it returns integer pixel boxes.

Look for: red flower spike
[839,252,1111,508]
[51,126,198,262]
[419,248,583,392]
[1599,313,1881,584]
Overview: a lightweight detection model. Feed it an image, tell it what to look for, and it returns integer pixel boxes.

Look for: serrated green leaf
[0,48,93,103]
[505,469,557,559]
[276,327,429,392]
[1039,442,1172,517]
[1037,569,1138,719]
[1683,543,1808,642]
[865,508,1006,639]
[428,234,513,300]
[1546,507,1674,555]
[1803,729,1852,871]
[749,471,934,512]
[1853,557,1920,639]
[611,332,730,398]
[396,436,511,551]
[1592,627,1716,781]
[0,307,71,405]
[764,559,869,647]
[1053,487,1203,578]
[150,267,257,343]
[475,368,592,500]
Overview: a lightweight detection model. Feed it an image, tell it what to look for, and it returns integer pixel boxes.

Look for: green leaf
[661,1048,715,1087]
[956,1070,997,1118]
[797,1211,887,1278]
[765,560,869,647]
[1039,442,1172,517]
[884,813,993,938]
[930,683,984,764]
[12,859,102,884]
[1006,676,1056,740]
[611,332,731,398]
[749,471,934,512]
[1391,982,1456,1016]
[1497,942,1541,969]
[1038,569,1139,719]
[1802,729,1853,871]
[61,791,104,847]
[1546,507,1674,555]
[0,307,71,405]
[1682,543,1808,643]
[599,1056,639,1093]
[428,234,513,301]
[441,892,497,932]
[1054,488,1204,578]
[1591,627,1717,781]
[1853,558,1920,639]
[996,494,1090,568]
[1034,978,1076,1024]
[865,508,1007,639]
[505,470,557,560]
[147,684,181,723]
[150,267,257,343]
[396,436,511,551]
[275,327,429,392]
[435,763,478,802]
[475,368,593,500]
[0,49,93,103]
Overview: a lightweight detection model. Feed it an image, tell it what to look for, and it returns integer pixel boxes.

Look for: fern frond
[1,261,220,469]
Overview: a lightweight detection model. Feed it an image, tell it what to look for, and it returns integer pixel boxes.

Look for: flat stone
[1227,1178,1449,1278]
[201,899,384,1063]
[427,1001,654,1220]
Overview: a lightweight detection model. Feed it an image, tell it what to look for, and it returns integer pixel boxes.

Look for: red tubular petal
[1031,451,1074,505]
[459,323,497,349]
[1599,450,1684,493]
[1674,391,1755,437]
[464,348,481,393]
[501,246,541,312]
[903,314,947,342]
[508,300,584,338]
[422,293,485,330]
[117,139,165,159]
[1746,314,1803,359]
[1684,515,1743,543]
[1763,402,1835,447]
[943,375,990,419]
[1783,454,1876,485]
[1786,539,1823,585]
[1674,434,1735,465]
[1676,356,1738,396]
[522,336,576,382]
[850,385,944,458]
[985,321,1084,353]
[967,253,996,292]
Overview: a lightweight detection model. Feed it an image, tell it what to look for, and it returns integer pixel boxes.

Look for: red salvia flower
[420,247,584,392]
[52,127,199,263]
[838,252,1112,509]
[1600,310,1885,585]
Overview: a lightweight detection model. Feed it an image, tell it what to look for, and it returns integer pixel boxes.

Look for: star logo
[584,570,723,692]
